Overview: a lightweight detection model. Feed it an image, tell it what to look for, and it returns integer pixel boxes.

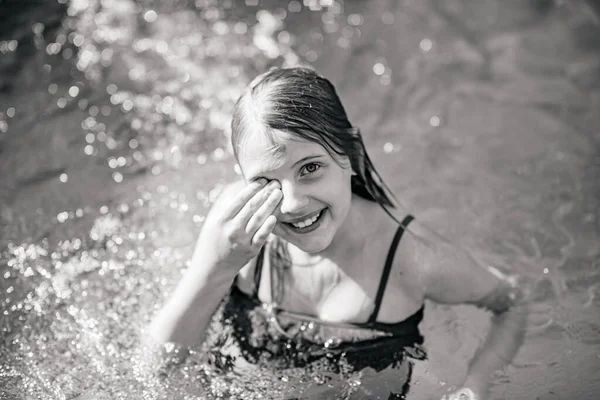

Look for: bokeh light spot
[348,14,363,26]
[288,1,301,12]
[143,10,158,23]
[420,38,433,52]
[373,62,385,75]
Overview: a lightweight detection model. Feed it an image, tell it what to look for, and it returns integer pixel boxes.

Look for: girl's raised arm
[146,179,282,347]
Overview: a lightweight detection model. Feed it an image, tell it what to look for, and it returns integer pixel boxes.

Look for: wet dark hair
[231,67,397,210]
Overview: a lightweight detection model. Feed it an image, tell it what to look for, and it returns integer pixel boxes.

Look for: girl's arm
[409,222,528,399]
[146,258,243,347]
[146,179,282,347]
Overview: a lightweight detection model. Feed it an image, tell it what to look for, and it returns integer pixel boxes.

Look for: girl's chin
[272,228,333,254]
[292,239,331,254]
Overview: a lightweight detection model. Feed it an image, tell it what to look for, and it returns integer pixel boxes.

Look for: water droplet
[420,38,433,52]
[430,116,441,127]
[72,34,84,47]
[129,139,138,149]
[7,40,18,52]
[348,14,363,26]
[156,41,168,54]
[106,84,117,95]
[59,173,68,183]
[383,142,394,153]
[234,22,248,34]
[288,1,302,12]
[337,36,350,48]
[32,23,45,35]
[143,10,158,23]
[373,62,385,75]
[213,148,224,160]
[57,212,69,223]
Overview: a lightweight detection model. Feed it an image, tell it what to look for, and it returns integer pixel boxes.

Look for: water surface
[1,0,599,399]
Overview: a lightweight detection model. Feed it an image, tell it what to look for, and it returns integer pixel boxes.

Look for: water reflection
[1,0,600,399]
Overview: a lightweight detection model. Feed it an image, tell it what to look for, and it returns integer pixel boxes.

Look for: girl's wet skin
[238,129,354,255]
[1,1,599,399]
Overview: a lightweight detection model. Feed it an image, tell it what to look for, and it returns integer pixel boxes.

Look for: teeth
[291,212,320,229]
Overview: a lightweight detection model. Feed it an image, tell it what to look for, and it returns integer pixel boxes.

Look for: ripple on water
[2,0,600,399]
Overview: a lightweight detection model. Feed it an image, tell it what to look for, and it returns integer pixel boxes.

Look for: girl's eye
[300,162,321,176]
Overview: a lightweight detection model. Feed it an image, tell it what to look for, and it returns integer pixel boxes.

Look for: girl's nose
[278,180,309,215]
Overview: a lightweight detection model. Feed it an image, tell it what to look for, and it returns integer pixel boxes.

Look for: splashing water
[1,0,599,399]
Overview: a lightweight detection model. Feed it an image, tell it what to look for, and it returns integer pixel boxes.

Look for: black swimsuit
[214,215,426,397]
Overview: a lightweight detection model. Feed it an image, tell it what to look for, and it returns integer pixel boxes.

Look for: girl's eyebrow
[247,154,324,181]
[291,154,324,168]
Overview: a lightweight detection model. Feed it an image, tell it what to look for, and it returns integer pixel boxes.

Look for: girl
[147,67,527,399]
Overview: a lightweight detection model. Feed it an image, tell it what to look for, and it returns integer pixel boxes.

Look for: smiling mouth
[282,209,326,233]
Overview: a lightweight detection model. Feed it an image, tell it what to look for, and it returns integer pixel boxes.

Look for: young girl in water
[148,67,527,400]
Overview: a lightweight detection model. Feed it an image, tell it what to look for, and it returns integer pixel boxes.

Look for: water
[1,0,599,398]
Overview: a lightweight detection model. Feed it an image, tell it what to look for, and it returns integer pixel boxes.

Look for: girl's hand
[193,179,282,277]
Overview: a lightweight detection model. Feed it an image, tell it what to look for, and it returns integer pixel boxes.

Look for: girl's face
[237,129,353,254]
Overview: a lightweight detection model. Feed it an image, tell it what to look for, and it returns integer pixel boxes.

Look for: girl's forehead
[238,130,324,162]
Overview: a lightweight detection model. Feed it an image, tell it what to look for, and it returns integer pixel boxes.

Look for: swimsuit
[214,215,426,398]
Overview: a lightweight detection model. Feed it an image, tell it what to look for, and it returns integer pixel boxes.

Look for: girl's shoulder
[398,218,517,307]
[383,216,429,303]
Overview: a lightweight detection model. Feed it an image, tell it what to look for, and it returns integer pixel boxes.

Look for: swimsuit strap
[368,215,414,323]
[252,245,266,297]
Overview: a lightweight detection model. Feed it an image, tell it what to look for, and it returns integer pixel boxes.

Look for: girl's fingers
[220,180,266,220]
[251,215,277,247]
[234,181,280,225]
[245,188,282,235]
